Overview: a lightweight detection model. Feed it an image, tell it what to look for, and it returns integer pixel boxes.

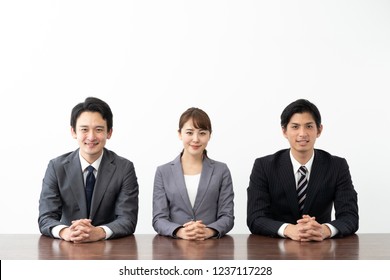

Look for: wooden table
[1,234,389,260]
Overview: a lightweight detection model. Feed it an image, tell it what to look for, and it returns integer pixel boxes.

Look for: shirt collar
[289,149,314,175]
[79,150,104,172]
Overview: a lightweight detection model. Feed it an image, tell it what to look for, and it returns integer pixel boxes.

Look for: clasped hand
[59,219,106,243]
[284,215,331,242]
[176,220,217,240]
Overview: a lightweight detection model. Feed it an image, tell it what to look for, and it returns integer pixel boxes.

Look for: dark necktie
[85,165,96,217]
[297,166,308,215]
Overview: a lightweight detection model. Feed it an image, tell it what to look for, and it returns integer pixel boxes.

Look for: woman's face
[179,118,211,158]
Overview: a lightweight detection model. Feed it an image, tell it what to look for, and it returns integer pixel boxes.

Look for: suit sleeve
[206,164,235,237]
[247,158,284,236]
[104,161,139,238]
[152,167,183,237]
[38,160,64,237]
[329,158,359,236]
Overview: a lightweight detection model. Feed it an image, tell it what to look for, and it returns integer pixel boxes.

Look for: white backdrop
[1,0,389,235]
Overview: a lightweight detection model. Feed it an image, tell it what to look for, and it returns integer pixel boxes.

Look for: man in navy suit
[38,97,139,243]
[247,99,358,241]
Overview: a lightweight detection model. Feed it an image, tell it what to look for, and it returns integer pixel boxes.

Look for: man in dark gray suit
[247,99,358,241]
[38,97,139,243]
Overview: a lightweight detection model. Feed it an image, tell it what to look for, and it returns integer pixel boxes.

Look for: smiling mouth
[86,142,98,146]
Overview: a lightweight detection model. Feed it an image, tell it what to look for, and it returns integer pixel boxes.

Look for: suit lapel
[171,156,194,214]
[303,150,325,213]
[90,150,116,218]
[65,151,88,217]
[193,157,214,213]
[279,150,301,217]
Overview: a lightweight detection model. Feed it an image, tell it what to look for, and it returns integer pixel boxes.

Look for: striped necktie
[297,166,308,215]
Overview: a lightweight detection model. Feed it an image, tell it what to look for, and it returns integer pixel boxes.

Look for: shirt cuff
[52,225,68,239]
[99,226,113,239]
[278,223,289,238]
[325,223,338,238]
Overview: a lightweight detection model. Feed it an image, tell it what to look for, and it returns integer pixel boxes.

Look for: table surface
[1,234,389,260]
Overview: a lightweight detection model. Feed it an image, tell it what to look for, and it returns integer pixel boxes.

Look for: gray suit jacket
[38,148,139,239]
[247,149,359,237]
[152,155,234,238]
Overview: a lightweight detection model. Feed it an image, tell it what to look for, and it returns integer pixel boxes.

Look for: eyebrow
[78,125,106,129]
[185,128,209,131]
[290,121,315,126]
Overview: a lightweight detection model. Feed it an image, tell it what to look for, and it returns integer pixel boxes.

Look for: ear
[107,128,113,139]
[178,129,182,140]
[282,126,288,139]
[317,124,323,137]
[71,127,77,139]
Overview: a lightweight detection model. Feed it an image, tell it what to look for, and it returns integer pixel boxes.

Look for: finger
[71,235,89,243]
[297,217,310,224]
[299,228,322,239]
[183,227,197,235]
[70,219,90,228]
[78,219,93,226]
[192,223,206,230]
[71,233,89,241]
[183,221,195,227]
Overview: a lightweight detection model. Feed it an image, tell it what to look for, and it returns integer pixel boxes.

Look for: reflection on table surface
[38,234,138,260]
[246,234,355,260]
[1,233,390,260]
[152,234,234,260]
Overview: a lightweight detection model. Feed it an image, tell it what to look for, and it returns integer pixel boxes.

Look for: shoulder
[103,148,134,166]
[314,149,347,164]
[156,155,181,171]
[205,157,229,170]
[314,149,351,173]
[48,150,76,166]
[254,149,290,164]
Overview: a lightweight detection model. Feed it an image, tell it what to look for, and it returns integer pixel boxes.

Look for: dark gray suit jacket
[247,149,359,237]
[153,155,234,238]
[38,148,139,239]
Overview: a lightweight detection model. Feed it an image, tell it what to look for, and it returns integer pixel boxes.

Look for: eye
[186,131,193,135]
[306,124,314,129]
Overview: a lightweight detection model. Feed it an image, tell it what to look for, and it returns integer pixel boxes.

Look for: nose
[87,130,96,140]
[298,127,307,137]
[192,132,199,142]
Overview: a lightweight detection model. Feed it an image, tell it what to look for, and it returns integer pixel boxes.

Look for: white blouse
[184,174,201,207]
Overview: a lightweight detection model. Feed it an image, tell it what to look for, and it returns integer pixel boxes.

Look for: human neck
[181,152,203,175]
[291,150,313,165]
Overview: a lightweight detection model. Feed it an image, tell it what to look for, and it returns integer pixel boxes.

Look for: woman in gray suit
[153,107,234,240]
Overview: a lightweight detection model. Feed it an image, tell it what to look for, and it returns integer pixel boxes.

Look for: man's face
[71,111,112,163]
[282,112,322,156]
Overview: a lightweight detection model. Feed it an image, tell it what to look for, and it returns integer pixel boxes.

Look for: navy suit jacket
[247,149,358,237]
[152,155,235,237]
[38,148,139,239]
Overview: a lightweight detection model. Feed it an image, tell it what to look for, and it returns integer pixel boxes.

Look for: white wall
[1,0,389,235]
